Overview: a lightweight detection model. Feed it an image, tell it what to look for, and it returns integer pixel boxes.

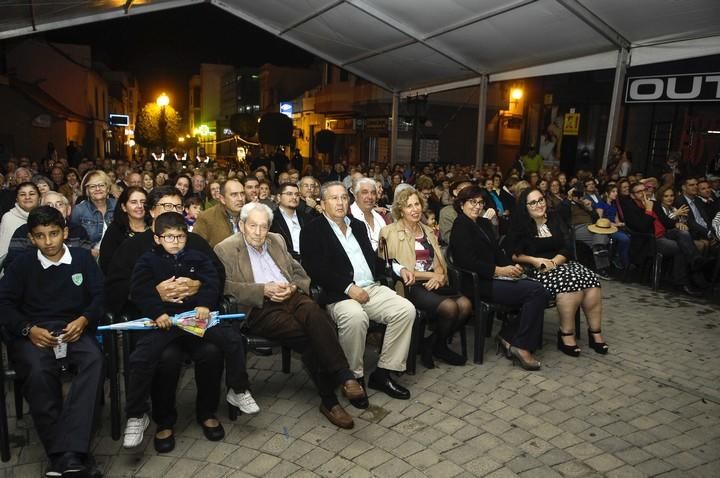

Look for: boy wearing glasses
[123,212,257,449]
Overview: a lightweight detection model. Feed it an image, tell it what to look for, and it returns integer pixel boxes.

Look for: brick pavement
[2,281,719,477]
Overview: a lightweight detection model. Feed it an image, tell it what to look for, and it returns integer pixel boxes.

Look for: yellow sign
[563,113,580,135]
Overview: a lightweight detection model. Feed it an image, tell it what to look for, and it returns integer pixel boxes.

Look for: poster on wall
[563,112,580,136]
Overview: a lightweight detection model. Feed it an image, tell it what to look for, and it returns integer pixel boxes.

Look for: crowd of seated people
[0,149,718,477]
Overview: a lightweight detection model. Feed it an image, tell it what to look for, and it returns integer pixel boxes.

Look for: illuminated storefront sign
[626,73,720,103]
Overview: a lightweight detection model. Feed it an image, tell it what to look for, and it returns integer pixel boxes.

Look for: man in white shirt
[270,182,305,261]
[349,177,387,251]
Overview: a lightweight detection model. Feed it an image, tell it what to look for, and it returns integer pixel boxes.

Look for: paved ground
[3,280,720,477]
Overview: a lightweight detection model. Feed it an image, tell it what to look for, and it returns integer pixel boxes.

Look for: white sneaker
[226,389,260,414]
[123,414,150,448]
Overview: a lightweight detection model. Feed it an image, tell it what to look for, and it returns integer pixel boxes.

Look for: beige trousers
[327,283,415,378]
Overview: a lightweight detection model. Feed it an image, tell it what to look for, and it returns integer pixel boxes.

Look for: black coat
[269,207,307,262]
[300,215,381,304]
[448,213,510,301]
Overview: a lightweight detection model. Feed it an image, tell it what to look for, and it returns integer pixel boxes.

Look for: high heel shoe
[557,330,581,357]
[587,328,609,354]
[508,346,541,371]
[495,335,512,360]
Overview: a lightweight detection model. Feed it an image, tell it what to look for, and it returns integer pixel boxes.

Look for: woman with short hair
[71,170,116,252]
[449,186,547,370]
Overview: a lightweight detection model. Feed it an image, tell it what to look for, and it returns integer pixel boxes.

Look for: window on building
[192,87,201,107]
[339,69,349,82]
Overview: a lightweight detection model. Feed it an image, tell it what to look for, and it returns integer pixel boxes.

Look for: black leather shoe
[433,344,467,366]
[346,377,369,409]
[200,420,225,441]
[368,373,410,400]
[51,452,87,477]
[154,429,176,453]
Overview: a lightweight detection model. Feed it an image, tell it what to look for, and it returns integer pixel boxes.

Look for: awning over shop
[1,0,719,95]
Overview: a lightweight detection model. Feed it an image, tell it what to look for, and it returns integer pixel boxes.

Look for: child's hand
[155,314,172,330]
[194,307,210,321]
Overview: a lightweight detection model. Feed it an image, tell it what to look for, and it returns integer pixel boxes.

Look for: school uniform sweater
[0,247,104,337]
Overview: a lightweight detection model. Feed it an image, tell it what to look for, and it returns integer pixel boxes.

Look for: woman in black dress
[449,186,547,370]
[507,188,609,357]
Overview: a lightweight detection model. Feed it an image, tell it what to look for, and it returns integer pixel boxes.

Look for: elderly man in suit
[214,202,364,429]
[300,181,416,407]
[194,178,245,247]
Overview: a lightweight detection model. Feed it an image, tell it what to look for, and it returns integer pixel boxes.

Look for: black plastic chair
[622,229,664,290]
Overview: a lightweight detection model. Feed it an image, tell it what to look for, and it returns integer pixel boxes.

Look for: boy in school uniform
[0,206,104,477]
[123,212,257,449]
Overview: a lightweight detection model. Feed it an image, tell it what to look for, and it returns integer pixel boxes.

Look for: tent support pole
[391,92,399,165]
[602,48,629,170]
[475,75,488,170]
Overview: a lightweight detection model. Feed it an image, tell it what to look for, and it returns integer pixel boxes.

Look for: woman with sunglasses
[507,188,609,358]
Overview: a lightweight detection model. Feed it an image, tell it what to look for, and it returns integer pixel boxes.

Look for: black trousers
[127,325,247,421]
[491,279,548,351]
[9,328,103,456]
[150,335,224,429]
[245,292,353,400]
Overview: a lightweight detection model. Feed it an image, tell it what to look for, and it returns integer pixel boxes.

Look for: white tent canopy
[1,0,719,94]
[2,0,719,164]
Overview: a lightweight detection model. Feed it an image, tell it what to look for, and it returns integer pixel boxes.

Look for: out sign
[625,73,720,103]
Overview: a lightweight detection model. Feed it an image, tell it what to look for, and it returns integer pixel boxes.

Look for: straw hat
[587,218,618,234]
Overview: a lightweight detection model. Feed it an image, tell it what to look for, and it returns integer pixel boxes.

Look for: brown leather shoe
[341,379,365,401]
[319,404,354,429]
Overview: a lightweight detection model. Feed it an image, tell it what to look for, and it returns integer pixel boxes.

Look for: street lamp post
[157,93,169,153]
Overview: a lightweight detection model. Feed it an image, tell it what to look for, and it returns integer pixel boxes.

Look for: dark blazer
[448,213,510,301]
[499,188,516,213]
[623,197,655,234]
[269,207,307,262]
[675,195,710,240]
[300,215,380,304]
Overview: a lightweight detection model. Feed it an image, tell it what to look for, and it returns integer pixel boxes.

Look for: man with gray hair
[3,191,91,269]
[349,177,387,251]
[215,202,365,429]
[298,175,322,217]
[301,181,416,408]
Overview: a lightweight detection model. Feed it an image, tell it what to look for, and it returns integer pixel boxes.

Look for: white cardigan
[0,204,30,260]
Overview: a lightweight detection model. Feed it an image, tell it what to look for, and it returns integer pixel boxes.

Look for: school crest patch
[72,273,83,286]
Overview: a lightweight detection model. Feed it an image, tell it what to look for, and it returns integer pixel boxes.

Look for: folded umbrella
[98,311,245,337]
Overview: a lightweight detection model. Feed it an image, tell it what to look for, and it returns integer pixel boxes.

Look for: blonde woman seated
[380,187,471,368]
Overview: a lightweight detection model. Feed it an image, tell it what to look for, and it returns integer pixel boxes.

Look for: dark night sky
[41,3,315,115]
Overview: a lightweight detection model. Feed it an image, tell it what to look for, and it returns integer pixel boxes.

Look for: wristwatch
[21,323,34,337]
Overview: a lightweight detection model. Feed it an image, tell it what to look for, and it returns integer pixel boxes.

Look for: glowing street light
[157,93,170,152]
[156,93,170,107]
